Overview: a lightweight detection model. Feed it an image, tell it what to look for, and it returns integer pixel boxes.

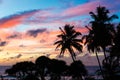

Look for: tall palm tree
[89,6,118,55]
[54,24,83,62]
[88,6,118,58]
[84,6,118,79]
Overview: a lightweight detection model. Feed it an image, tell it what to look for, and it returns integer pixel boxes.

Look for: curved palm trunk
[68,47,76,62]
[71,53,75,62]
[103,50,108,62]
[95,52,104,79]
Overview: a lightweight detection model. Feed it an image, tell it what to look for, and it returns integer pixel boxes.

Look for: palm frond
[59,27,65,35]
[89,12,98,21]
[72,39,82,43]
[108,15,119,21]
[72,42,82,52]
[55,43,61,50]
[54,40,62,45]
[71,32,81,39]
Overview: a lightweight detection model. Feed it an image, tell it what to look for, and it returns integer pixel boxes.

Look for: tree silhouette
[88,6,118,58]
[5,61,35,80]
[5,68,16,77]
[48,59,68,80]
[84,6,118,79]
[54,24,83,62]
[105,23,120,80]
[68,60,88,80]
[35,56,51,80]
[23,74,39,80]
[102,56,120,80]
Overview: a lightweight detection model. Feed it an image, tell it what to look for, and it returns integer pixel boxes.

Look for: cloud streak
[10,54,22,59]
[7,33,21,39]
[0,10,40,28]
[26,28,47,37]
[0,41,8,46]
[61,1,99,18]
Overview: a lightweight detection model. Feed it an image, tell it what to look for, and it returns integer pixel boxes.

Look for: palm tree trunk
[71,53,75,62]
[103,50,108,63]
[68,47,76,62]
[95,52,104,79]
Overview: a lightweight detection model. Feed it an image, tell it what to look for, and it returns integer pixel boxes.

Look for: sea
[0,66,99,75]
[0,66,11,75]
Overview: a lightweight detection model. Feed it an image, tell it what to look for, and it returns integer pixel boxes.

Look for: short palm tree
[111,23,120,57]
[54,24,83,62]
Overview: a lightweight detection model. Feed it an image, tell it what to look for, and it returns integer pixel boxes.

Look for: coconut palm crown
[54,24,82,61]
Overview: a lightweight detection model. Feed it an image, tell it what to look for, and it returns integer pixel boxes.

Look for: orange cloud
[0,18,21,28]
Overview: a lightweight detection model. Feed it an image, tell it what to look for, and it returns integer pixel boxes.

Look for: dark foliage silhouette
[48,59,68,80]
[102,23,120,80]
[111,23,120,57]
[35,56,51,80]
[68,60,88,80]
[54,24,83,62]
[5,61,35,80]
[102,56,120,80]
[23,74,39,80]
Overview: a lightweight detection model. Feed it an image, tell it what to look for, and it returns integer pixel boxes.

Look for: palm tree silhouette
[88,6,118,58]
[111,23,120,57]
[107,23,120,80]
[84,6,118,79]
[54,24,83,62]
[68,60,88,80]
[35,56,51,80]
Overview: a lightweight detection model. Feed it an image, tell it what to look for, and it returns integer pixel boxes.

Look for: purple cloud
[19,44,26,47]
[27,28,47,37]
[10,54,22,59]
[0,41,8,46]
[7,33,21,39]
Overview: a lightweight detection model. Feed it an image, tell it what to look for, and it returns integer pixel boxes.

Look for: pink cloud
[0,10,40,28]
[61,1,99,18]
[0,0,119,30]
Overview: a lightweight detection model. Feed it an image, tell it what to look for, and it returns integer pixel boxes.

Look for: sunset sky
[0,0,120,65]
